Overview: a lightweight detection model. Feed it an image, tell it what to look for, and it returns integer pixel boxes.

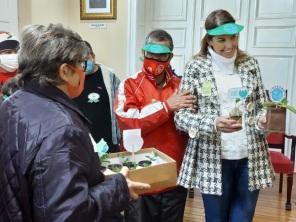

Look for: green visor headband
[207,23,244,36]
[143,43,172,54]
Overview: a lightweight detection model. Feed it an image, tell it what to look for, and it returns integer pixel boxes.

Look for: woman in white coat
[175,9,274,222]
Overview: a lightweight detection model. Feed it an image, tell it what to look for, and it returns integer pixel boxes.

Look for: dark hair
[84,40,95,57]
[145,29,174,51]
[194,9,248,67]
[18,24,89,86]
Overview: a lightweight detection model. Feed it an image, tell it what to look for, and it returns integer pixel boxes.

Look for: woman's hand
[216,116,242,133]
[257,115,267,130]
[120,166,151,200]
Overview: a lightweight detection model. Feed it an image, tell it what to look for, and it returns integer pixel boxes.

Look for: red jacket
[0,68,17,96]
[0,68,16,85]
[114,71,187,193]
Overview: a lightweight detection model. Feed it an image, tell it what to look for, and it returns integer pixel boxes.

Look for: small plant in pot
[107,163,123,173]
[123,161,137,170]
[263,86,296,132]
[138,151,159,167]
[229,98,242,129]
[99,153,110,171]
[119,154,137,170]
[138,160,152,167]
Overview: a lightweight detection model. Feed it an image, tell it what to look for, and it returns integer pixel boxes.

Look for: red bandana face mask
[143,57,170,76]
[67,65,85,98]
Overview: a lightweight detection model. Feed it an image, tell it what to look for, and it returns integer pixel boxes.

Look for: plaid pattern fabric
[100,64,121,146]
[175,55,274,195]
[109,71,121,145]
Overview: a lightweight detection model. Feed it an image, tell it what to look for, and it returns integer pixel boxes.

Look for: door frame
[127,0,138,76]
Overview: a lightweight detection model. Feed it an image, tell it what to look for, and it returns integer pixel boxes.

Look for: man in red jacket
[115,29,196,222]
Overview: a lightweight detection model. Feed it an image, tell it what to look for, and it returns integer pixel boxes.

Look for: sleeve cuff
[214,117,218,132]
[163,101,172,113]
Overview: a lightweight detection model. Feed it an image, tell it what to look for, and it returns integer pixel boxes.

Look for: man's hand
[216,116,242,133]
[120,167,151,200]
[166,90,196,111]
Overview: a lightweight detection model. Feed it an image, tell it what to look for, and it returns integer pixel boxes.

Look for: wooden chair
[267,133,296,210]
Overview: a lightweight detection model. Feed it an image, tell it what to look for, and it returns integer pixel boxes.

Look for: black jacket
[0,81,129,222]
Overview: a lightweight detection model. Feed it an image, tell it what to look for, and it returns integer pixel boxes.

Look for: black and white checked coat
[174,55,274,195]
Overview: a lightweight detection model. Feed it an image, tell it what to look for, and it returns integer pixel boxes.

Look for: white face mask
[0,53,18,72]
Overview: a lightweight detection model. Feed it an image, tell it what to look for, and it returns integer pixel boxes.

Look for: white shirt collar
[208,47,236,75]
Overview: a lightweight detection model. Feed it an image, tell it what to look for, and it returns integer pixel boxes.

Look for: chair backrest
[265,89,288,154]
[285,135,296,163]
[266,133,285,153]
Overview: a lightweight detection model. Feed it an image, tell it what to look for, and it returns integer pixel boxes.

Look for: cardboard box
[103,148,177,194]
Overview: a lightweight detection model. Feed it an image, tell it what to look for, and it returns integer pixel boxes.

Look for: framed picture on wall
[80,0,117,20]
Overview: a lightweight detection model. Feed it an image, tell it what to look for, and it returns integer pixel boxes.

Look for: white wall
[0,0,18,35]
[18,0,129,79]
[67,0,128,78]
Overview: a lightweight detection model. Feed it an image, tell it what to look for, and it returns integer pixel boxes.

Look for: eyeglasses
[78,61,87,72]
[67,61,87,72]
[145,52,171,62]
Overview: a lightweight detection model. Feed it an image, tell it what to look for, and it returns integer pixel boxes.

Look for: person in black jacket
[74,41,120,153]
[0,23,149,222]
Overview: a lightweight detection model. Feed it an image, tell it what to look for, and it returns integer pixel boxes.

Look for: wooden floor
[184,174,296,222]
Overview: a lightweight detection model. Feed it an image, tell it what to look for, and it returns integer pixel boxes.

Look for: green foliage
[229,98,242,117]
[145,151,159,162]
[123,161,137,169]
[108,164,122,172]
[138,160,152,167]
[119,154,130,164]
[263,98,296,114]
[100,153,110,164]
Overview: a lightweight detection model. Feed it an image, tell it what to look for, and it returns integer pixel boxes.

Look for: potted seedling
[138,151,159,167]
[138,160,152,167]
[229,98,243,129]
[263,86,296,132]
[103,146,178,193]
[107,163,123,173]
[226,87,249,129]
[123,161,137,170]
[99,153,111,171]
[120,154,137,170]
